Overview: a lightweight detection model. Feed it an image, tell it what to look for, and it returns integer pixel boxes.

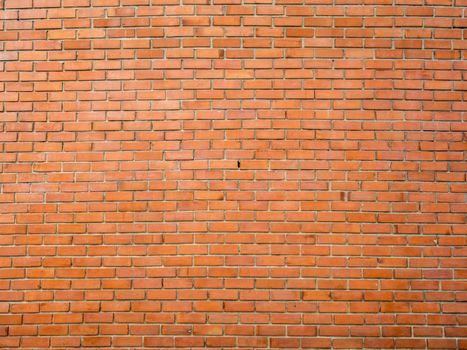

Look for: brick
[0,1,465,349]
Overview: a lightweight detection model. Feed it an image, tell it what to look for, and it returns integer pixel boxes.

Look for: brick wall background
[0,0,466,348]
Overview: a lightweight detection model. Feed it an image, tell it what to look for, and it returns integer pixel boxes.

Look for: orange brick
[0,1,464,348]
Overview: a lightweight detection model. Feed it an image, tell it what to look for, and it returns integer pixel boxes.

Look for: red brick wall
[1,0,466,348]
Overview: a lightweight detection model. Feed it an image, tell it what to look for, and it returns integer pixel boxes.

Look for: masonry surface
[0,0,466,348]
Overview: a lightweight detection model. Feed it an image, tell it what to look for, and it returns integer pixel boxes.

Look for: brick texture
[0,0,466,348]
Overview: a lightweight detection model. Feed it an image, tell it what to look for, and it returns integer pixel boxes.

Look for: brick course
[0,0,466,348]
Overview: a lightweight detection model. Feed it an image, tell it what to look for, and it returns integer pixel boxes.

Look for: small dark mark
[237,160,240,168]
[219,49,224,59]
